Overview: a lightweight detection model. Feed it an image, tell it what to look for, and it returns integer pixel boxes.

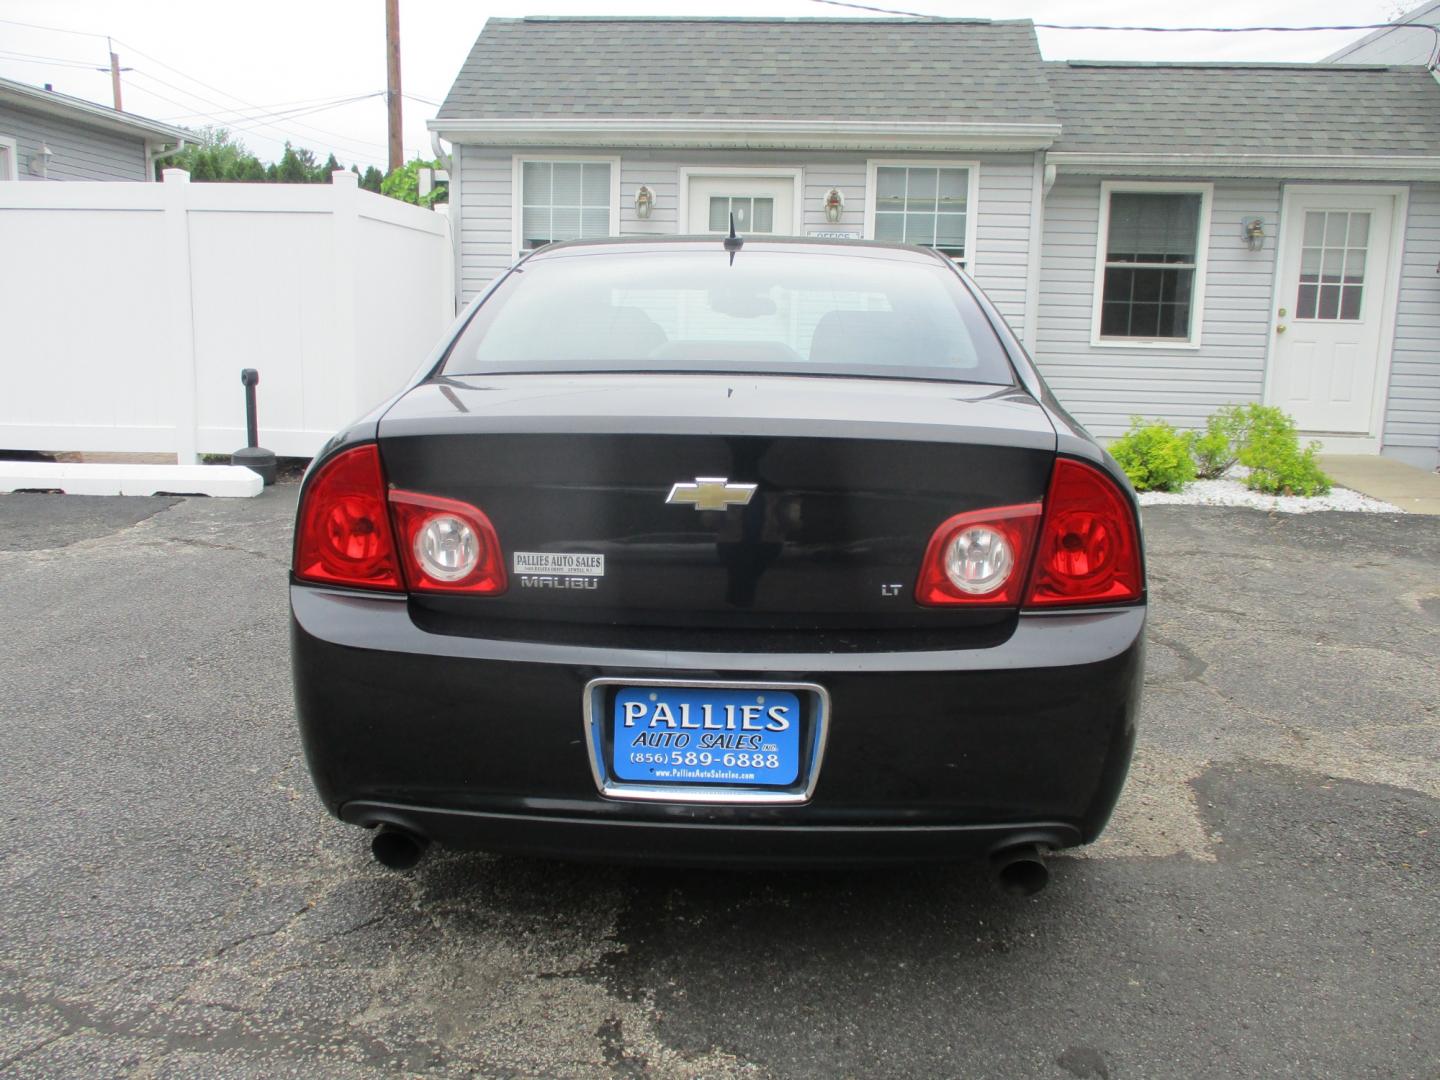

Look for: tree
[156,125,266,182]
[274,143,322,183]
[380,157,446,207]
[157,127,372,186]
[359,165,383,193]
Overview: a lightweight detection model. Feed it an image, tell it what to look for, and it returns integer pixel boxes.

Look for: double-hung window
[516,158,615,254]
[1094,183,1211,346]
[868,162,976,267]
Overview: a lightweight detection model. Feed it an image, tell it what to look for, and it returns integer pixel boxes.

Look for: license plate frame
[583,677,830,805]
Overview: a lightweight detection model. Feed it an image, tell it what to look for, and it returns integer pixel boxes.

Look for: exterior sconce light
[823,187,845,223]
[634,185,654,220]
[1243,217,1265,252]
[28,142,53,178]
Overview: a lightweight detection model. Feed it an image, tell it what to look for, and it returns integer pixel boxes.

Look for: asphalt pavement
[1,487,1436,1078]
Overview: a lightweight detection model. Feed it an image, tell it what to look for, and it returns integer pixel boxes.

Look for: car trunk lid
[378,374,1056,628]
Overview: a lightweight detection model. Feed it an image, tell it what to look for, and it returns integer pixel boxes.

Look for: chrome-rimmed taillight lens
[388,490,507,595]
[915,503,1042,607]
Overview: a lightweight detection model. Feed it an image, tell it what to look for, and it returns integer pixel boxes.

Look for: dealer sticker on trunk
[513,551,605,576]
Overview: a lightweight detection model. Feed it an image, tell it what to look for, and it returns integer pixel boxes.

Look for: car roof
[521,235,953,266]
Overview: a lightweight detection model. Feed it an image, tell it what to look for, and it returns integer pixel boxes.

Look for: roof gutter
[0,79,189,143]
[1048,151,1440,181]
[427,117,1061,152]
[145,136,187,181]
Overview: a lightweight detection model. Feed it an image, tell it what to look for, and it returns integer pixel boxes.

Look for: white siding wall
[0,102,148,181]
[1035,175,1282,437]
[973,154,1037,336]
[1384,181,1440,469]
[456,145,514,299]
[455,146,1041,336]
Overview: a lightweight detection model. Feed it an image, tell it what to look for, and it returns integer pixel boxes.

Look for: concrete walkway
[1321,454,1440,515]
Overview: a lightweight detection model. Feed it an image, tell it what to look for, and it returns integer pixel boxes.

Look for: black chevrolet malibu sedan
[291,236,1144,894]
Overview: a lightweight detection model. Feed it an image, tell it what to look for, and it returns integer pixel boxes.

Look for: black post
[231,368,277,486]
[242,368,260,448]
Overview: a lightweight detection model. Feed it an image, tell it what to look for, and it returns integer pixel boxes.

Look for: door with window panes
[686,176,795,235]
[1270,189,1395,434]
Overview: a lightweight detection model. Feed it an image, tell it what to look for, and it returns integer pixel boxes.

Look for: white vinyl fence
[0,169,454,461]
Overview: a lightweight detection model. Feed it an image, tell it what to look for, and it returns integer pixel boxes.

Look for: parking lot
[2,488,1436,1078]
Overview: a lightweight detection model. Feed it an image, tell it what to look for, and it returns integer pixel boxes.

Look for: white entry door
[685,174,796,235]
[1268,188,1398,435]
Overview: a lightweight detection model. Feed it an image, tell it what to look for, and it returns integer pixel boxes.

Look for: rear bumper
[291,586,1143,864]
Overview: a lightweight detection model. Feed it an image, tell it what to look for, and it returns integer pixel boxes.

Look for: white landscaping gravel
[1134,467,1403,514]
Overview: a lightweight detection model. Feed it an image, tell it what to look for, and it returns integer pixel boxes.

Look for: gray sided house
[0,76,186,183]
[430,17,1440,468]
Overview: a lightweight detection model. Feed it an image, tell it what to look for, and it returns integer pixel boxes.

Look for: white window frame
[675,166,805,235]
[511,154,621,259]
[863,158,980,274]
[0,136,18,181]
[1090,180,1213,350]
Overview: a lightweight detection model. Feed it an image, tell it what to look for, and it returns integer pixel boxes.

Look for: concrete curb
[0,462,263,498]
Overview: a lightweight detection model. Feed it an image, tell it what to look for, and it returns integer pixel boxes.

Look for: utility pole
[108,37,123,111]
[385,0,402,174]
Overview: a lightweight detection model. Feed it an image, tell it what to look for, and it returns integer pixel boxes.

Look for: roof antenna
[723,211,743,265]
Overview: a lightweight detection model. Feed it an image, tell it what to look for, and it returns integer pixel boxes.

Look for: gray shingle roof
[1046,61,1440,156]
[438,17,1058,125]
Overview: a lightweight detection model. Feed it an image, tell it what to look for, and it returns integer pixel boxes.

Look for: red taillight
[294,444,403,591]
[389,490,507,595]
[1024,458,1143,607]
[915,503,1042,606]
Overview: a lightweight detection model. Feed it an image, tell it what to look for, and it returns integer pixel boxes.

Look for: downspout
[431,130,462,315]
[1021,151,1051,354]
[146,136,186,181]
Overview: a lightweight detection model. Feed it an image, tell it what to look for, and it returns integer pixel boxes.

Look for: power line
[120,63,390,161]
[0,14,109,39]
[111,36,389,154]
[807,0,1436,34]
[155,92,378,123]
[0,49,101,71]
[804,2,1440,66]
[806,0,935,15]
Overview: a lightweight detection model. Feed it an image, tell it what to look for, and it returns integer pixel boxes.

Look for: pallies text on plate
[622,700,792,731]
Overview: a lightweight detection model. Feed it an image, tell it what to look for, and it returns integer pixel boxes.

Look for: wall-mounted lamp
[1243,217,1265,252]
[823,187,845,223]
[28,142,53,178]
[634,184,654,220]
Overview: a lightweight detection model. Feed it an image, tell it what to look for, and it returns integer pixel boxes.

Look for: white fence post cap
[163,168,191,183]
[332,169,359,188]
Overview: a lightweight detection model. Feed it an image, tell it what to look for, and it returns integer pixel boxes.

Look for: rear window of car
[440,249,1016,385]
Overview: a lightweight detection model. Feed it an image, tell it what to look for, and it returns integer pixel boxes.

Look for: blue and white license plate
[611,685,802,787]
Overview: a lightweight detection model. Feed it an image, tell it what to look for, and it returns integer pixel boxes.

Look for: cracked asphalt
[1,488,1436,1078]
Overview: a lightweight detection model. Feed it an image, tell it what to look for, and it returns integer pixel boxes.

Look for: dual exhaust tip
[369,823,1051,895]
[989,842,1051,897]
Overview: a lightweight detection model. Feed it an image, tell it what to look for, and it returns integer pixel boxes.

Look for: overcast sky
[0,0,1416,172]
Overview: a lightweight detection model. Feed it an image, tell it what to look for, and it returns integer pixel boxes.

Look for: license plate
[611,685,802,787]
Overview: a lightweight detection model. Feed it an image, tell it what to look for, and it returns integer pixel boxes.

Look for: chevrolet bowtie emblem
[665,477,758,511]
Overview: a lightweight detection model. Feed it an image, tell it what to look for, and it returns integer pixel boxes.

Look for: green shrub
[1109,418,1197,492]
[1188,404,1249,479]
[1234,406,1332,496]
